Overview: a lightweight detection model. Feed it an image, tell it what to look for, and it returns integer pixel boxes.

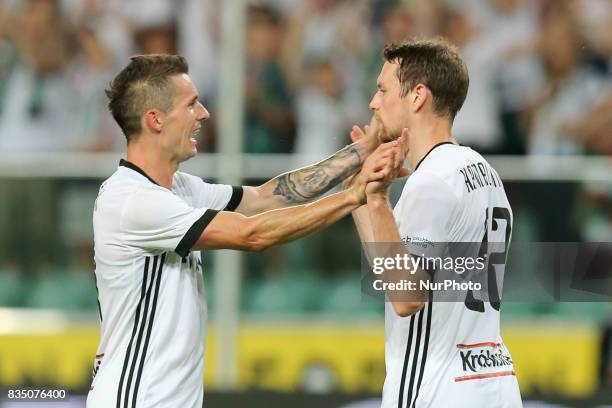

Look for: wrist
[367,193,389,206]
[348,184,367,206]
[358,136,379,157]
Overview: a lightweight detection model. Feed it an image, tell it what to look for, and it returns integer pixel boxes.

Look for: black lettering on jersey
[459,162,503,193]
[490,167,502,187]
[489,166,499,188]
[467,165,479,190]
[472,164,485,188]
[477,163,490,186]
[468,165,481,189]
[459,169,474,193]
[460,351,475,372]
[459,348,513,373]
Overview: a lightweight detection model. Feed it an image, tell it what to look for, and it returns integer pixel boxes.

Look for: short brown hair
[383,37,469,120]
[105,54,188,142]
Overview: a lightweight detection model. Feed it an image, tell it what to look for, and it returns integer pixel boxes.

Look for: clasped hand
[345,120,410,201]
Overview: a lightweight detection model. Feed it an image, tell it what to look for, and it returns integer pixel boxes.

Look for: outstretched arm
[193,139,407,252]
[198,187,364,252]
[235,124,379,216]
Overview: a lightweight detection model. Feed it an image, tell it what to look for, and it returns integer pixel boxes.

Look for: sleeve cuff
[175,210,219,257]
[223,186,244,212]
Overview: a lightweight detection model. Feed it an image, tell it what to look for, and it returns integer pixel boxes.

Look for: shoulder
[119,184,194,231]
[95,169,147,209]
[125,184,178,207]
[172,171,211,203]
[403,169,460,207]
[120,184,181,219]
[173,171,200,191]
[415,144,473,178]
[414,144,492,198]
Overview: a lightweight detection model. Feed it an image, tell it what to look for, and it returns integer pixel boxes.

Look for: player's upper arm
[389,172,458,317]
[396,171,459,255]
[179,172,244,211]
[234,184,282,216]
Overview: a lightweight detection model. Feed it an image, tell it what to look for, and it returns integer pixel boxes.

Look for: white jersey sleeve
[120,186,215,257]
[394,170,459,259]
[174,171,244,211]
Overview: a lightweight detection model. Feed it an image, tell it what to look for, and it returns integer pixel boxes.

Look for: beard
[378,123,402,143]
[372,113,403,143]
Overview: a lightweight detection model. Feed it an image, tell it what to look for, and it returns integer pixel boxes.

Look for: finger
[375,142,395,153]
[392,147,402,170]
[374,154,396,168]
[398,167,410,178]
[350,126,365,142]
[400,128,410,157]
[370,160,389,173]
[367,171,386,182]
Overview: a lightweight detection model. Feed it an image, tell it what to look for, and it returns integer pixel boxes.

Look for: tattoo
[272,143,363,204]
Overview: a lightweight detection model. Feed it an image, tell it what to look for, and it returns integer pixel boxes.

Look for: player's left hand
[350,115,382,155]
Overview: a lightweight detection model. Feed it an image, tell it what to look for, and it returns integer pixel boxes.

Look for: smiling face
[369,61,413,142]
[161,74,209,163]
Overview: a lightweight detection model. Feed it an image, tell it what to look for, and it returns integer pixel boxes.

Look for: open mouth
[190,128,201,143]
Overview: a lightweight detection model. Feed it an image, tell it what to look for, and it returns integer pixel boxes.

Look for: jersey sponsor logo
[402,236,434,249]
[454,342,515,382]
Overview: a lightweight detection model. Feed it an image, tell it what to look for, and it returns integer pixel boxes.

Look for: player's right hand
[351,133,408,195]
[364,130,410,197]
[350,115,383,154]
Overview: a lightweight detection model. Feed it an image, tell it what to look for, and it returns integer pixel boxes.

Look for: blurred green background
[0,0,611,407]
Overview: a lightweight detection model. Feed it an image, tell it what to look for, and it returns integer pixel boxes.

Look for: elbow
[394,301,425,317]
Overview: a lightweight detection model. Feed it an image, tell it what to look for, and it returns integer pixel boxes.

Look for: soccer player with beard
[348,38,522,407]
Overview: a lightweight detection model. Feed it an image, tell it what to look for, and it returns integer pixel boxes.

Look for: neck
[126,138,177,189]
[407,115,455,170]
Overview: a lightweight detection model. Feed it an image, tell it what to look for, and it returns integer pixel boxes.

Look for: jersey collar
[414,142,455,172]
[119,159,160,186]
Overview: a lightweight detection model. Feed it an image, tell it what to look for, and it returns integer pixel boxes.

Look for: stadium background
[0,0,610,406]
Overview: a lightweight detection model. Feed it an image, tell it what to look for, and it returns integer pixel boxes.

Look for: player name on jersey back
[459,161,503,193]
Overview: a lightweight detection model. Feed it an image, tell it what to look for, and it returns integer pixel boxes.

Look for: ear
[143,109,164,133]
[411,83,428,113]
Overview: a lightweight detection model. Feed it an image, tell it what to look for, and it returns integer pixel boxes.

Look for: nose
[196,102,210,121]
[369,94,379,112]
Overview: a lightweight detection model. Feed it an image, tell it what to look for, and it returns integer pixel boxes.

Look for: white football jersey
[383,143,522,408]
[87,160,242,408]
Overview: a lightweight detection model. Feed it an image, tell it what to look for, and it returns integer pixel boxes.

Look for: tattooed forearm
[272,143,364,204]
